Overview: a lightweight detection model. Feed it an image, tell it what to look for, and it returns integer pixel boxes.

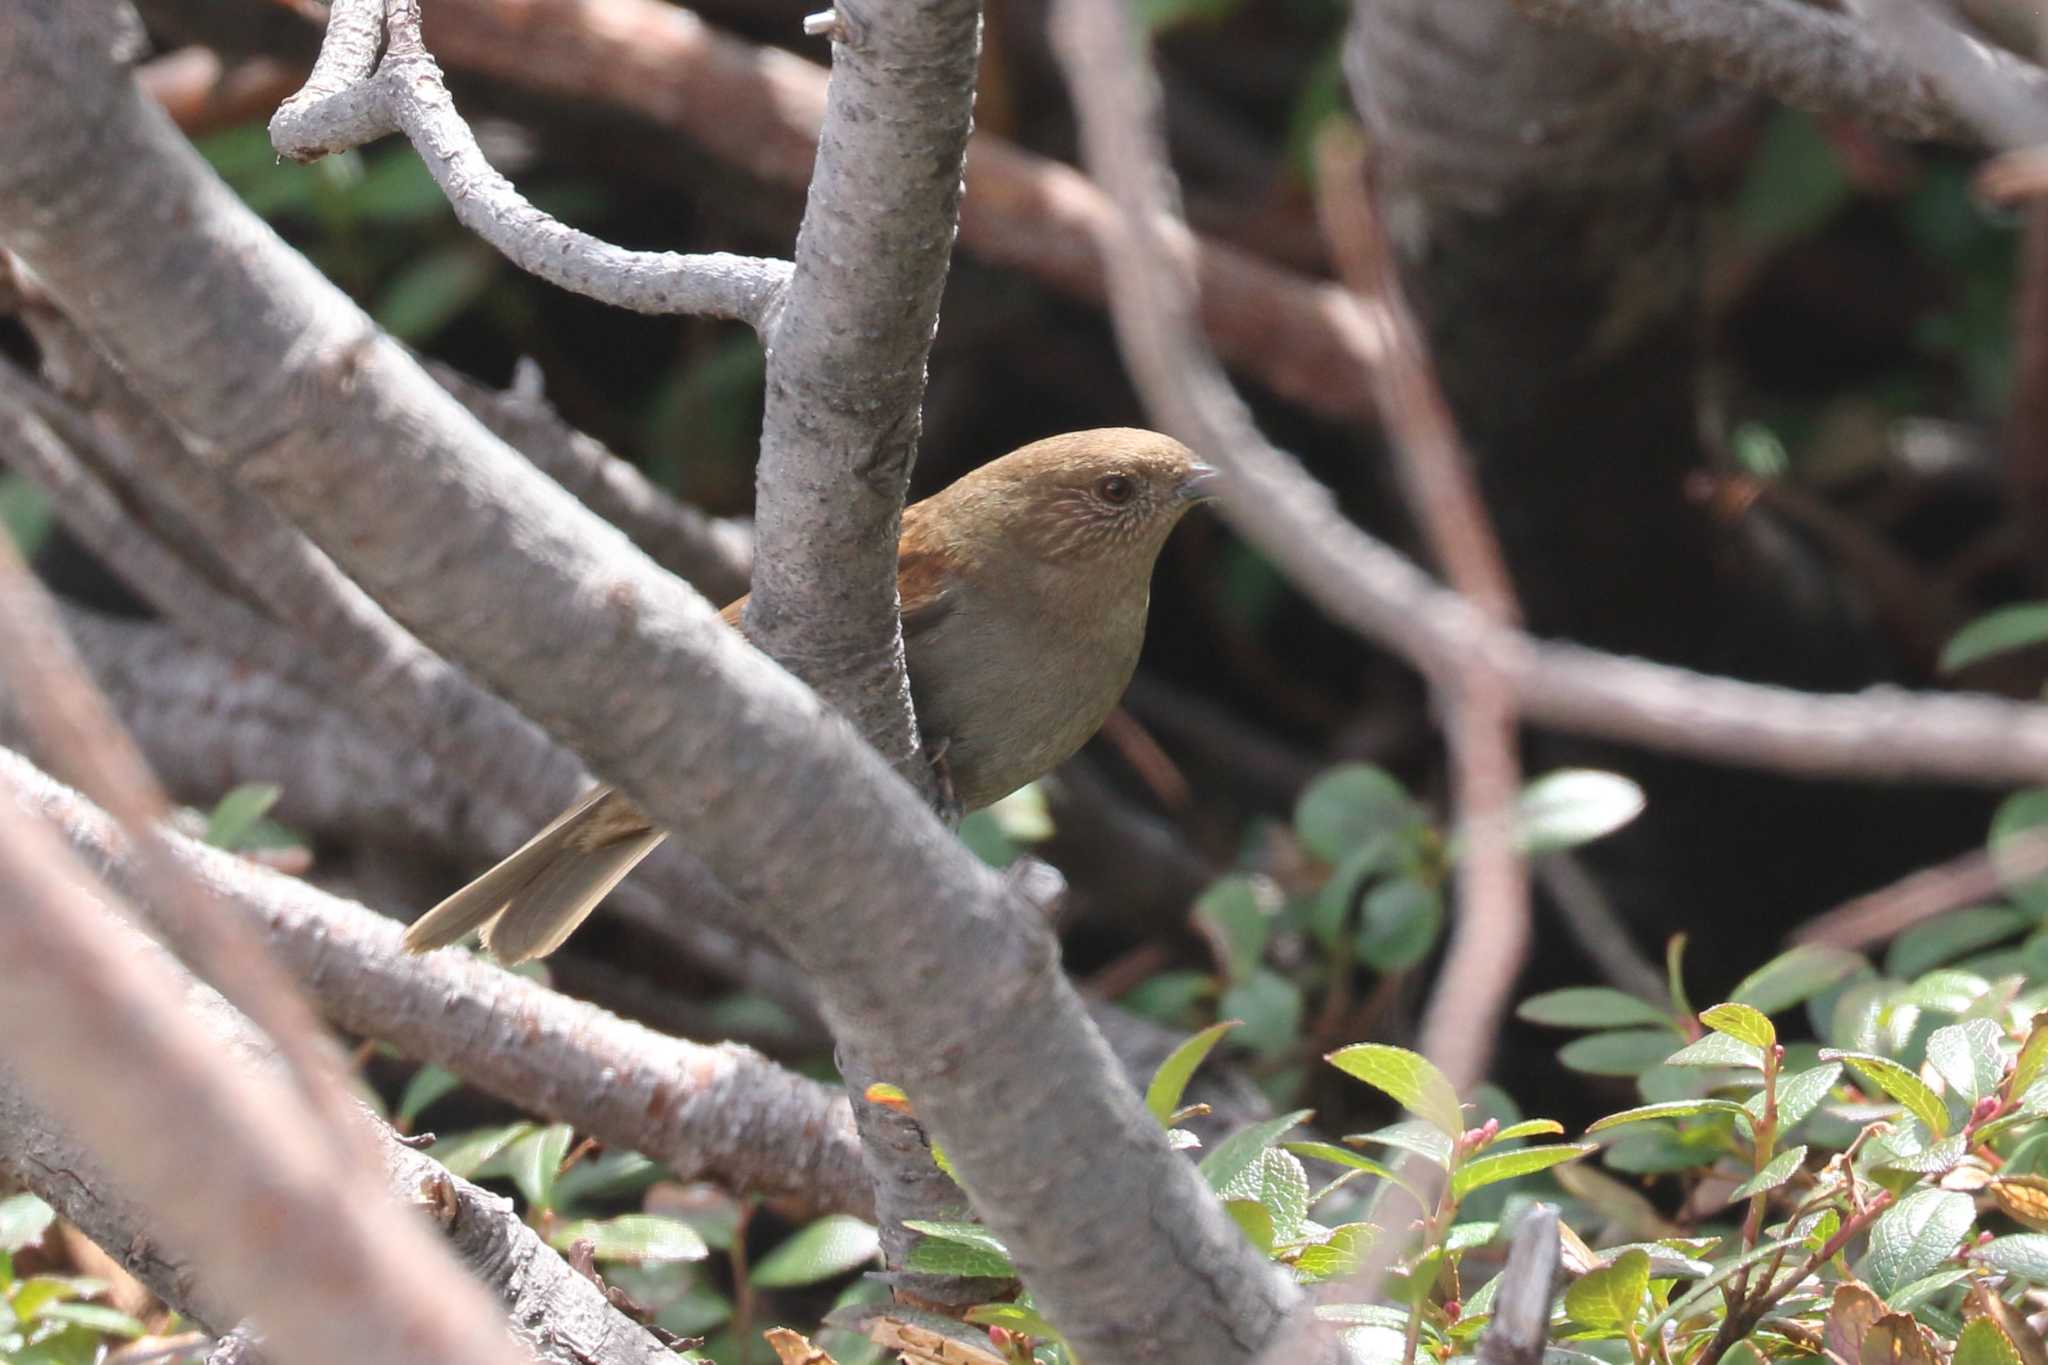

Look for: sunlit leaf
[0,1195,54,1253]
[1146,1021,1239,1126]
[1822,1050,1951,1138]
[203,782,281,850]
[1327,1044,1463,1137]
[1727,1145,1806,1203]
[1699,1003,1775,1050]
[1666,1033,1764,1070]
[1200,1111,1314,1193]
[1565,1248,1649,1330]
[1863,1188,1974,1295]
[551,1213,710,1265]
[1514,770,1645,855]
[1585,1099,1751,1133]
[1926,1018,2008,1105]
[1448,1143,1595,1199]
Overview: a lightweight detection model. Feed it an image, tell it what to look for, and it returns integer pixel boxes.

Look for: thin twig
[1312,121,1530,1093]
[269,0,790,327]
[1794,824,2048,951]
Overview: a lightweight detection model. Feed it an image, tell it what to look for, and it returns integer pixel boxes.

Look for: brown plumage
[403,428,1214,963]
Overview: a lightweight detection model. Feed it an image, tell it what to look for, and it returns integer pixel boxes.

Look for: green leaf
[1311,837,1404,947]
[1220,969,1304,1059]
[1285,1142,1410,1194]
[1665,1033,1764,1070]
[1118,968,1216,1025]
[33,1303,144,1337]
[1888,906,2030,979]
[901,1221,1015,1279]
[1735,110,1851,248]
[427,1121,535,1179]
[748,1215,881,1287]
[506,1122,574,1211]
[2014,1015,2048,1105]
[1926,1018,2008,1104]
[1295,765,1417,863]
[203,782,282,850]
[1448,1143,1595,1199]
[1941,603,2048,673]
[1727,1145,1807,1202]
[1753,1063,1842,1131]
[551,1213,710,1265]
[1224,1199,1276,1253]
[1699,1003,1776,1050]
[1956,1316,2026,1365]
[0,472,54,559]
[1491,1119,1566,1143]
[1200,1110,1314,1192]
[1558,1029,1681,1077]
[1293,1224,1375,1283]
[1147,1021,1240,1124]
[1977,1233,2048,1281]
[397,1064,461,1125]
[1517,988,1671,1030]
[0,1195,54,1253]
[1821,1050,1951,1138]
[1356,878,1443,973]
[1647,1237,1804,1332]
[1442,1221,1499,1253]
[1732,945,1866,1016]
[1194,876,1279,984]
[1326,1044,1463,1136]
[372,242,499,343]
[1586,1099,1752,1133]
[1349,1119,1454,1167]
[1993,790,2048,916]
[1217,1147,1311,1245]
[1566,1248,1650,1330]
[1515,770,1645,854]
[1864,1188,1974,1295]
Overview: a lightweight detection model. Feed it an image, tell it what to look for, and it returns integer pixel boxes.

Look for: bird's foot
[926,737,963,826]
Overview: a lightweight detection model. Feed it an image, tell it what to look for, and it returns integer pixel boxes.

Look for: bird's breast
[905,582,1148,811]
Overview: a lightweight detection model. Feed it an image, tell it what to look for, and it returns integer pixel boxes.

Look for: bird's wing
[895,503,958,640]
[717,505,957,640]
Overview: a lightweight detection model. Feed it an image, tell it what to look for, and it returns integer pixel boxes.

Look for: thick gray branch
[0,807,686,1365]
[0,796,530,1365]
[0,745,871,1220]
[270,0,790,326]
[743,0,982,776]
[0,11,1300,1362]
[1508,0,2048,143]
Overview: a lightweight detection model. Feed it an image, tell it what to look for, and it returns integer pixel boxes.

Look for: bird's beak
[1176,462,1221,503]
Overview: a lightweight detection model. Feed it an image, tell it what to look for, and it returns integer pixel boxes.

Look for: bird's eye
[1096,474,1135,506]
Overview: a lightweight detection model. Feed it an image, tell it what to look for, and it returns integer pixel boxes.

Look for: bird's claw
[927,737,963,826]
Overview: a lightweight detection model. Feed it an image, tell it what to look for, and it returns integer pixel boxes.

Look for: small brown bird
[403,428,1215,963]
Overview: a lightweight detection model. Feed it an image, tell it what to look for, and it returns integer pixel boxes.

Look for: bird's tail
[402,787,667,964]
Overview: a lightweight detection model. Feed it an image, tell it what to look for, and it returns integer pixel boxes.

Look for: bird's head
[946,428,1216,567]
